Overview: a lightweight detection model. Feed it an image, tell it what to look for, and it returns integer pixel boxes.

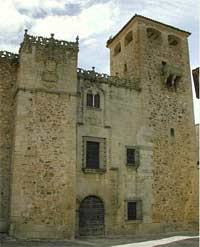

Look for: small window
[127,200,142,221]
[124,31,133,46]
[126,146,140,167]
[127,148,135,164]
[128,202,137,220]
[94,94,100,108]
[124,64,127,73]
[87,93,93,107]
[86,141,100,169]
[114,43,121,56]
[170,128,175,137]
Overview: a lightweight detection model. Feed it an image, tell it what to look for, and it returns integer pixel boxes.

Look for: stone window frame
[82,136,106,173]
[85,89,101,110]
[124,198,143,222]
[125,145,140,168]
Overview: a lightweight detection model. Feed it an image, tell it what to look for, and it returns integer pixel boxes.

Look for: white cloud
[0,0,29,35]
[30,2,117,40]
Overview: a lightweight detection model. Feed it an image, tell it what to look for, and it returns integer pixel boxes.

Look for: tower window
[146,28,162,44]
[168,35,180,46]
[124,31,133,46]
[114,43,121,56]
[170,128,175,137]
[124,64,128,73]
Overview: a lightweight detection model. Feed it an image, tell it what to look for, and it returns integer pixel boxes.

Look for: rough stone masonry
[0,15,198,239]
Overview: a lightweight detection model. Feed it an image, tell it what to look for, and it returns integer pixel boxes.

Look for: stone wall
[0,52,18,232]
[138,19,199,230]
[76,71,155,235]
[9,33,78,239]
[109,23,140,80]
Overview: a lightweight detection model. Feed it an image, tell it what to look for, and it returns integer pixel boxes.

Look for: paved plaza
[0,233,199,247]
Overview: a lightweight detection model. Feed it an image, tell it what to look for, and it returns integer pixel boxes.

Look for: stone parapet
[77,67,141,91]
[20,30,79,54]
[0,51,19,63]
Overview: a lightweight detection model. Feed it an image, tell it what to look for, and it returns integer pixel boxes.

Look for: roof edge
[106,14,191,47]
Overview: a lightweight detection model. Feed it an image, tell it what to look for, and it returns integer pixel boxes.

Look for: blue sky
[0,0,199,122]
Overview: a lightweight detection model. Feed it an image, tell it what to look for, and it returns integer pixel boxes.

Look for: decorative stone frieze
[21,30,79,53]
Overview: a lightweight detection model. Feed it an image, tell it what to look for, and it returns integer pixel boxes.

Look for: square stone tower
[107,15,198,230]
[9,32,79,239]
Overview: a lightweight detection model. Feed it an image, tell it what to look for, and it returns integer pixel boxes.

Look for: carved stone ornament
[42,60,58,83]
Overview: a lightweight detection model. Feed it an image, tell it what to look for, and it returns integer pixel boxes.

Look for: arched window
[146,27,162,44]
[168,35,180,46]
[86,92,93,107]
[114,42,121,56]
[124,31,133,46]
[94,94,100,108]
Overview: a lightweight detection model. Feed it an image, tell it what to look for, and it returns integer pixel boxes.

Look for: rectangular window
[127,148,135,164]
[170,128,175,137]
[83,137,106,172]
[127,200,142,221]
[128,202,137,220]
[86,141,100,169]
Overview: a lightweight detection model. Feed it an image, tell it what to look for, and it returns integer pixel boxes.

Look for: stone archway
[79,196,104,236]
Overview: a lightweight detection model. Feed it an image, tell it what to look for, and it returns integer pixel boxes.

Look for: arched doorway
[79,196,104,236]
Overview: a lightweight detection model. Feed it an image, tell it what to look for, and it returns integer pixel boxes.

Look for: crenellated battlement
[77,67,141,91]
[20,30,79,53]
[0,51,19,63]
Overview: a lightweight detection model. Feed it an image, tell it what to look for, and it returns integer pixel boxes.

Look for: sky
[0,0,199,122]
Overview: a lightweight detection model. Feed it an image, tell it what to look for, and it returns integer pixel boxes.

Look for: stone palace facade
[0,15,198,239]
